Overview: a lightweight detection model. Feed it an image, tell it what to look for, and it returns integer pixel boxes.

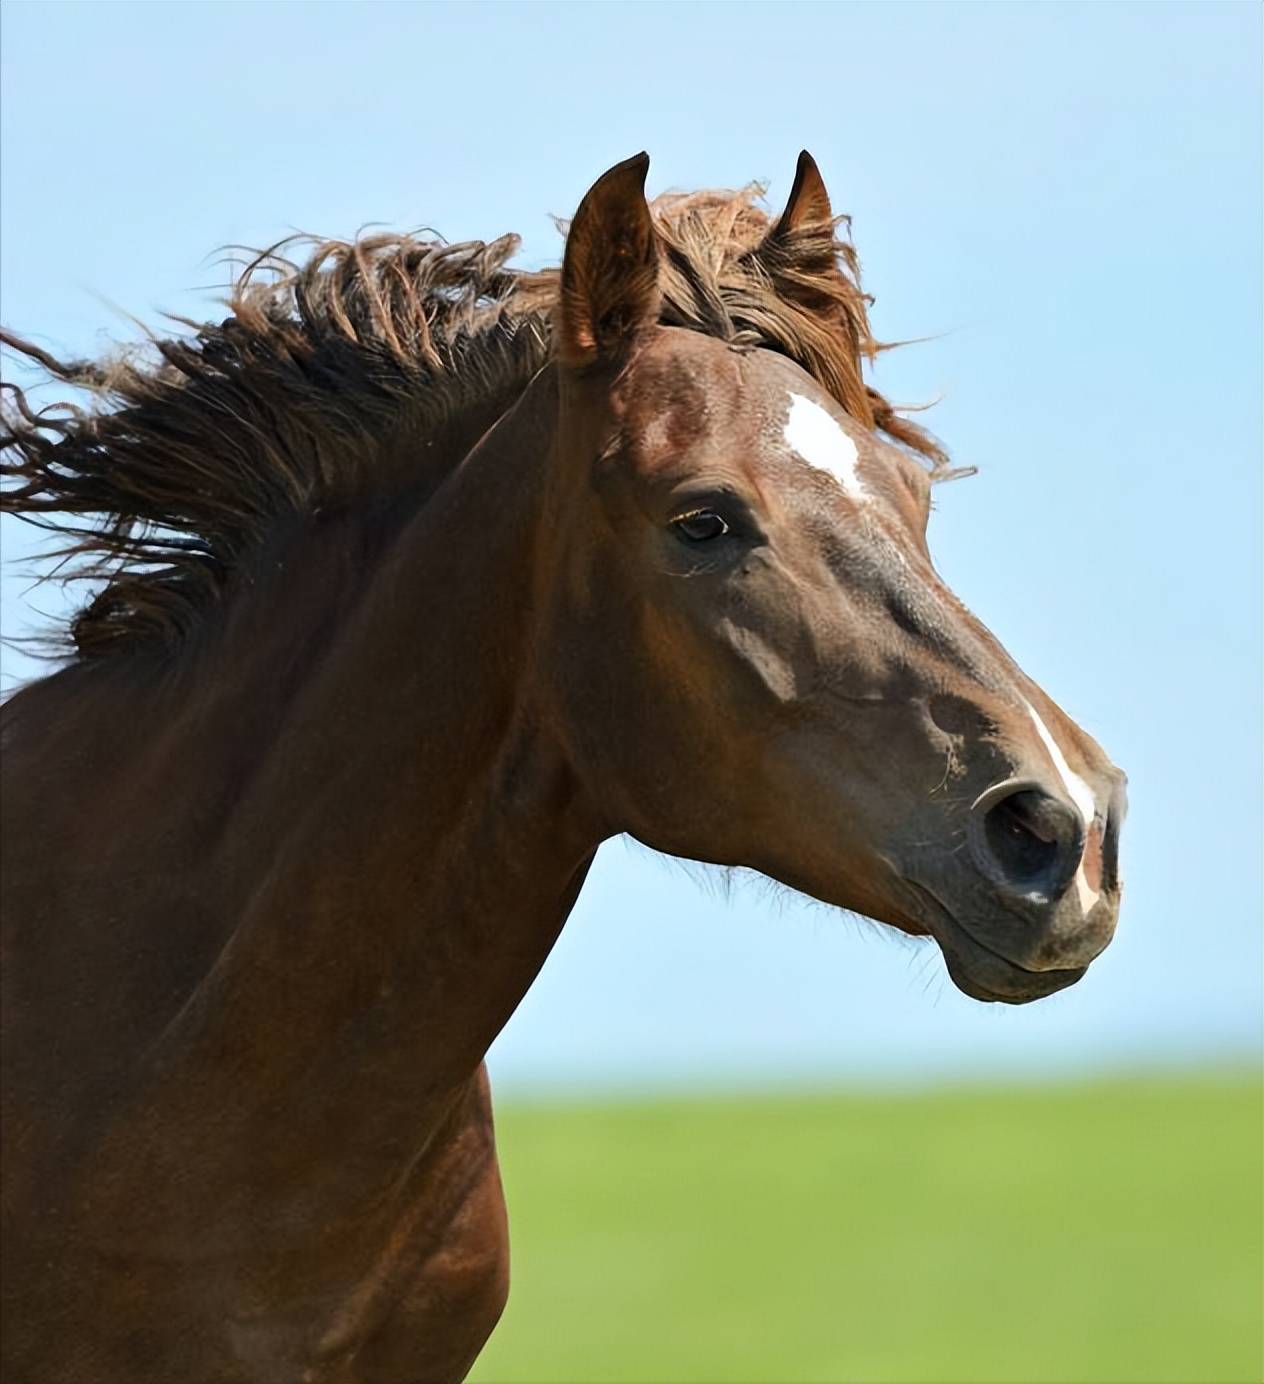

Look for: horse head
[535,152,1126,1004]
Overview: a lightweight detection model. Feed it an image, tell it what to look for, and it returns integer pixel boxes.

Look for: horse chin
[904,882,1088,1005]
[939,940,1086,1005]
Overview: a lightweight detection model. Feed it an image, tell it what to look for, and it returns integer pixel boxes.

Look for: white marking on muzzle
[1073,870,1099,915]
[1022,700,1096,825]
[785,393,866,497]
[1023,698,1100,913]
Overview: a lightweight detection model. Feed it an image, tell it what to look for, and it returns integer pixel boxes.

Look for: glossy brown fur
[1,154,1125,1379]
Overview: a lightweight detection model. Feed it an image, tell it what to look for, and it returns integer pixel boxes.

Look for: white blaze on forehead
[784,392,867,497]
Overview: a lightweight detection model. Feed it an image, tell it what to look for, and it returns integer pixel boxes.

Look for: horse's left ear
[765,150,834,243]
[556,152,661,368]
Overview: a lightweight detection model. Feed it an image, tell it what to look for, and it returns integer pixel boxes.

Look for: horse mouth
[905,882,1087,1005]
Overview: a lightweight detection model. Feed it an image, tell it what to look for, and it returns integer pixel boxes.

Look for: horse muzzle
[902,772,1126,1004]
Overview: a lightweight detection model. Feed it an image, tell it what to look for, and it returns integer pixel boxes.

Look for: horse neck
[154,366,602,1150]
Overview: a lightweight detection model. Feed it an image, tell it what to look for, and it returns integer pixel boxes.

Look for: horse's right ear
[555,153,660,369]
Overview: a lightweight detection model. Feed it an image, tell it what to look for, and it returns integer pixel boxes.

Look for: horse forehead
[619,338,749,457]
[618,340,896,501]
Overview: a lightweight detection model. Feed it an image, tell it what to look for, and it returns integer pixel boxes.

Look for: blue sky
[2,1,1259,1093]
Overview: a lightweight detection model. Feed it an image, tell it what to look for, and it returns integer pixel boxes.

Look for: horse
[0,151,1126,1381]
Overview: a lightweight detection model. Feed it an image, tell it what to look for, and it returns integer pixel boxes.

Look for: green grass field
[470,1073,1261,1384]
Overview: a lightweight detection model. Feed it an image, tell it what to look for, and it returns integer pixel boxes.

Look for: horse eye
[672,509,730,543]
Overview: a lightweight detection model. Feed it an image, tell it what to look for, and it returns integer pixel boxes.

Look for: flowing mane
[1,184,951,662]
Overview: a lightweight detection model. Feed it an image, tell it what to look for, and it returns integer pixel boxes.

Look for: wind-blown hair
[2,184,954,661]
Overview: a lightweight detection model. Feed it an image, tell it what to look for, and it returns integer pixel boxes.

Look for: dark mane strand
[2,184,954,661]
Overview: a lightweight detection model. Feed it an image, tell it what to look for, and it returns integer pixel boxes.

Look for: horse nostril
[970,781,1084,901]
[1100,776,1127,893]
[985,791,1059,878]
